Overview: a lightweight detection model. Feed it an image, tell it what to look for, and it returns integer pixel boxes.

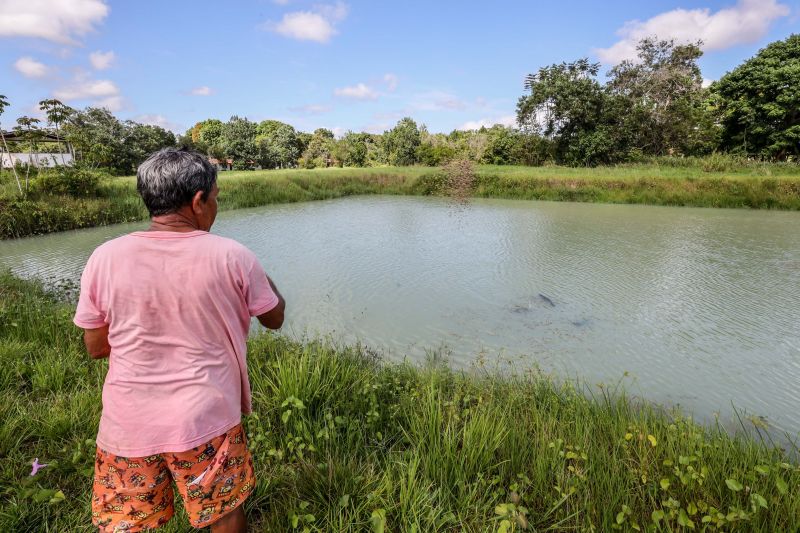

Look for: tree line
[516,35,799,165]
[1,34,797,176]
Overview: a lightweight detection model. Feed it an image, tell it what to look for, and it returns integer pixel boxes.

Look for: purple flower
[30,458,48,476]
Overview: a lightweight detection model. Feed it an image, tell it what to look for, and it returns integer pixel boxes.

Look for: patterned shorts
[91,424,256,532]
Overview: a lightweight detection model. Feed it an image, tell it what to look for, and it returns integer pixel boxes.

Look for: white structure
[1,152,73,168]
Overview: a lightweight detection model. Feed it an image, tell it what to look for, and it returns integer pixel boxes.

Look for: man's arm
[257,277,286,330]
[83,325,111,359]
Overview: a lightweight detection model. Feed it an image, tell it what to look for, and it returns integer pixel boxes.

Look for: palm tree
[14,116,42,192]
[0,94,23,194]
[39,99,73,165]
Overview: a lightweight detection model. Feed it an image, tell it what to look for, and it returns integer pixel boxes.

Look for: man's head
[137,148,219,230]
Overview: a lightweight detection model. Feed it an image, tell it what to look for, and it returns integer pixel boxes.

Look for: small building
[209,157,233,171]
[1,152,73,168]
[0,130,73,168]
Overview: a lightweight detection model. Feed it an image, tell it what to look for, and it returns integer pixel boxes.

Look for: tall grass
[2,159,800,239]
[1,272,798,531]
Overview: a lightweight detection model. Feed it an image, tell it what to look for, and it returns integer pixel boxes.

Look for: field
[2,158,800,239]
[1,273,798,531]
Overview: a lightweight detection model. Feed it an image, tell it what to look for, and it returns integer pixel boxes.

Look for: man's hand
[84,325,111,359]
[257,277,285,330]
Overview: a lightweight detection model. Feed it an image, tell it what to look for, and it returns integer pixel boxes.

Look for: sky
[1,0,798,136]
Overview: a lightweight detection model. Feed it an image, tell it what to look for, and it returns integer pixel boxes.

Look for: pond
[2,196,799,436]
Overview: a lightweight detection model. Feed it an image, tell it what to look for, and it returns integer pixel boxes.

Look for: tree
[63,107,128,172]
[39,98,73,163]
[383,117,420,166]
[221,116,258,169]
[482,125,517,165]
[337,131,374,167]
[299,128,336,168]
[189,119,225,156]
[0,94,23,194]
[14,116,42,189]
[607,38,710,156]
[256,120,300,169]
[517,58,614,165]
[123,123,176,169]
[712,34,800,159]
[416,131,455,166]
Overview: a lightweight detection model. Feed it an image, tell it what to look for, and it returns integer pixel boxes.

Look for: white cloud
[316,1,348,21]
[89,50,115,70]
[0,0,109,45]
[53,74,124,111]
[268,1,348,43]
[383,73,398,91]
[95,95,124,112]
[289,103,332,114]
[596,0,791,64]
[363,122,390,134]
[702,78,714,88]
[458,115,517,131]
[335,83,378,100]
[411,91,467,112]
[54,78,119,100]
[133,114,181,132]
[331,126,346,138]
[190,86,214,96]
[14,56,48,78]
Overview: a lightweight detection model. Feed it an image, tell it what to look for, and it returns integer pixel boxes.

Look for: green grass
[1,272,798,531]
[2,159,800,239]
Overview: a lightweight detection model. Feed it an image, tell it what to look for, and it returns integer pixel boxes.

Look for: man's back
[74,230,279,457]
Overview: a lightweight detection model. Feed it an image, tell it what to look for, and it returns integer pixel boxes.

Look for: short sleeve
[242,250,280,317]
[73,254,108,329]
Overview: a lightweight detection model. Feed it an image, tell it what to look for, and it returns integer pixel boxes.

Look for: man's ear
[191,190,205,214]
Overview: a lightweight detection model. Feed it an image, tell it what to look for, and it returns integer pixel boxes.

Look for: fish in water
[571,318,589,327]
[538,293,555,307]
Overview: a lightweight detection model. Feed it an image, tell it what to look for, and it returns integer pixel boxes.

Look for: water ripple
[2,197,800,435]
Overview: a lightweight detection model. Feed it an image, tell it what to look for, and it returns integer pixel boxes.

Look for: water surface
[2,197,799,435]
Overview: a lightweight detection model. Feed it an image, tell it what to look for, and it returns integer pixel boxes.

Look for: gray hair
[136,148,217,216]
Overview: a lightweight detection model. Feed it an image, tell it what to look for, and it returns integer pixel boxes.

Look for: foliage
[1,34,798,177]
[256,120,301,169]
[31,168,104,198]
[607,38,710,156]
[221,116,258,170]
[383,118,421,166]
[482,126,520,165]
[3,162,800,239]
[0,273,798,531]
[712,34,800,159]
[337,132,378,167]
[517,58,615,165]
[299,128,337,169]
[517,39,719,165]
[0,94,24,194]
[62,108,175,174]
[124,123,177,168]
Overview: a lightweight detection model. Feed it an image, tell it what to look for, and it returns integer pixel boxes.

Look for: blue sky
[1,0,798,135]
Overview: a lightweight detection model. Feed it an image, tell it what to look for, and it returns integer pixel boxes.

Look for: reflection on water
[2,196,799,435]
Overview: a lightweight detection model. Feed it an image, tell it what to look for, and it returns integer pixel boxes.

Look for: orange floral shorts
[91,424,255,532]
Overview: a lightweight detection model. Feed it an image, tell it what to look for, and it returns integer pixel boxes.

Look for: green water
[2,196,799,436]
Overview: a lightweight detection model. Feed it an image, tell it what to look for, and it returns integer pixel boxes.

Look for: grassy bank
[2,159,800,239]
[1,273,798,531]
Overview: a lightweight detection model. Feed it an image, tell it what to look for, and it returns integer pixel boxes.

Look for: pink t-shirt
[73,230,279,457]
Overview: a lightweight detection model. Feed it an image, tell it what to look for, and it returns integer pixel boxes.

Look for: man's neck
[148,210,202,233]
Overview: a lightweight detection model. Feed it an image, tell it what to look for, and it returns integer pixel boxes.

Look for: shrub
[700,152,748,173]
[32,168,105,197]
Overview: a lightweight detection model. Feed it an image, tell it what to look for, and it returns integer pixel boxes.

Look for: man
[74,148,285,532]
